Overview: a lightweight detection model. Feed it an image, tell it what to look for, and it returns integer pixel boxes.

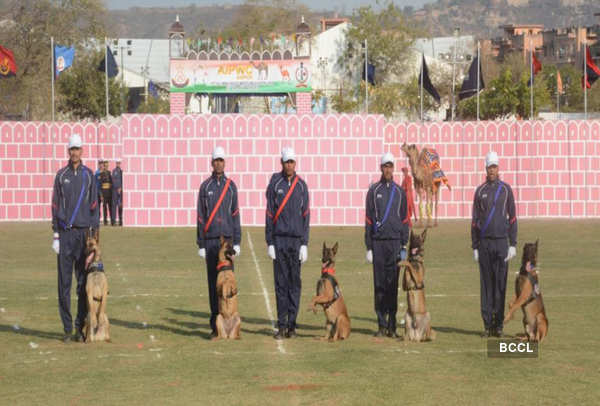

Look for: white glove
[233,245,241,256]
[299,245,308,263]
[52,233,60,254]
[198,248,206,258]
[504,246,516,262]
[366,250,373,264]
[473,249,479,262]
[268,245,276,260]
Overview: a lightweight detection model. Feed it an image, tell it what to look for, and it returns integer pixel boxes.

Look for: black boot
[374,327,386,337]
[274,328,286,340]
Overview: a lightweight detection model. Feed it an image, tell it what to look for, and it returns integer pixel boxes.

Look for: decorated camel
[401,143,451,227]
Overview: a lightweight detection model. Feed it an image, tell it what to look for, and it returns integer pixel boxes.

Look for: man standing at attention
[472,151,517,338]
[111,159,123,226]
[52,134,99,343]
[365,153,409,338]
[197,146,241,338]
[266,148,310,340]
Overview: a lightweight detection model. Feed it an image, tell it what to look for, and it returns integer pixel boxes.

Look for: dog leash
[204,178,232,233]
[374,183,396,233]
[480,181,504,237]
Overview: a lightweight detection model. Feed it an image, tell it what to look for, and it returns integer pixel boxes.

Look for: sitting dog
[83,228,110,343]
[214,236,241,340]
[398,229,435,342]
[308,242,350,341]
[504,240,548,342]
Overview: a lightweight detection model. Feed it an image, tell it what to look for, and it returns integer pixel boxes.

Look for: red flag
[0,45,17,78]
[582,45,600,89]
[557,70,564,94]
[217,37,222,45]
[532,53,542,75]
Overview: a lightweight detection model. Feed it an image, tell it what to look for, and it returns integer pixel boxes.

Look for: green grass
[1,221,599,405]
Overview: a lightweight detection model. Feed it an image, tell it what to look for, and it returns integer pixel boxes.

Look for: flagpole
[584,39,587,120]
[556,72,560,118]
[420,53,424,121]
[105,37,109,118]
[477,41,480,121]
[51,37,55,122]
[530,37,533,120]
[365,38,368,114]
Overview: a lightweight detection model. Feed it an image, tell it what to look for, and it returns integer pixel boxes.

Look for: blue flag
[148,81,158,98]
[54,45,75,77]
[98,46,118,78]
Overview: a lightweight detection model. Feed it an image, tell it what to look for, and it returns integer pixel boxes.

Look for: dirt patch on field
[265,384,321,391]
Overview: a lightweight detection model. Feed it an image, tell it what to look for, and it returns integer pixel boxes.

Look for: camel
[401,143,451,227]
[250,60,269,80]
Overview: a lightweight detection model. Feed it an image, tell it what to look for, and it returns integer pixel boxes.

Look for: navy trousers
[273,236,302,331]
[478,238,509,330]
[111,189,123,225]
[57,228,88,334]
[204,238,222,332]
[372,239,402,332]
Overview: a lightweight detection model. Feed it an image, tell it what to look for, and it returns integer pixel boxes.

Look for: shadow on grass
[0,324,64,341]
[110,318,212,340]
[433,326,485,337]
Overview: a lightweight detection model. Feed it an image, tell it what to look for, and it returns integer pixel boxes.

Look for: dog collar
[217,261,233,272]
[321,267,335,275]
[89,261,104,272]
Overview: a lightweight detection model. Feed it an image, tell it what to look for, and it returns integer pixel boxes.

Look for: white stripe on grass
[247,230,286,355]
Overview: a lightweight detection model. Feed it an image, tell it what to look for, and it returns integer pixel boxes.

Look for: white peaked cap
[485,151,499,167]
[282,147,296,162]
[68,134,82,149]
[212,146,226,160]
[381,152,394,165]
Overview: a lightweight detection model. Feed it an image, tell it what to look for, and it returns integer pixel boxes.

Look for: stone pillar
[170,93,185,114]
[296,92,312,115]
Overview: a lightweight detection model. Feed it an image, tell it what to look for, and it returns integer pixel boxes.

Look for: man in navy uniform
[197,146,241,338]
[365,153,409,338]
[51,134,99,343]
[99,160,113,226]
[111,159,123,226]
[265,147,310,340]
[472,151,517,338]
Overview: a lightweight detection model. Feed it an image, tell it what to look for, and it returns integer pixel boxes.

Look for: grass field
[1,220,599,405]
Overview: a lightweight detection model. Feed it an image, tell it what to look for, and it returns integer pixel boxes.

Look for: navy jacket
[112,167,123,190]
[52,162,99,232]
[364,177,409,250]
[197,173,241,248]
[471,178,517,249]
[265,172,310,246]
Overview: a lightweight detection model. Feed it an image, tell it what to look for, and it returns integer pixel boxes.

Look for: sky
[105,0,433,12]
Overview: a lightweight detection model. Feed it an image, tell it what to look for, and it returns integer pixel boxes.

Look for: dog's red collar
[217,261,233,272]
[321,267,335,275]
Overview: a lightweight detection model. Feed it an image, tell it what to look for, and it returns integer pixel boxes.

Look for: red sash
[273,176,299,224]
[204,179,231,233]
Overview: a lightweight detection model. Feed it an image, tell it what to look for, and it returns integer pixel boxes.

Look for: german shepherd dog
[504,240,548,342]
[83,228,110,343]
[308,242,350,341]
[214,236,241,340]
[398,229,435,342]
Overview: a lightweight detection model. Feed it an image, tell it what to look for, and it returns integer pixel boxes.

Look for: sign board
[170,59,312,93]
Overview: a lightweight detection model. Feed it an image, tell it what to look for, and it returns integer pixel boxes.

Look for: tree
[136,95,170,114]
[57,50,127,120]
[0,0,107,120]
[333,1,422,117]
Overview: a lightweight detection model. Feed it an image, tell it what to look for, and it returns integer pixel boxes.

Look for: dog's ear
[94,228,100,243]
[219,235,225,245]
[420,228,427,243]
[332,242,338,256]
[535,239,539,250]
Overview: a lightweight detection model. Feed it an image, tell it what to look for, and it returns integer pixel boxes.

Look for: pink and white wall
[1,115,599,226]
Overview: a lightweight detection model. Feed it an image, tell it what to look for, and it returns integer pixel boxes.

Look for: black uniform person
[51,134,99,343]
[365,152,409,338]
[111,159,123,226]
[266,147,309,340]
[197,146,241,338]
[471,151,517,338]
[98,160,113,226]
